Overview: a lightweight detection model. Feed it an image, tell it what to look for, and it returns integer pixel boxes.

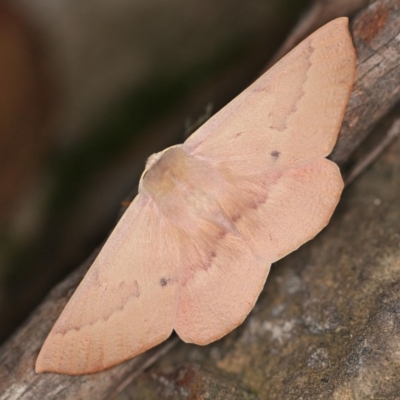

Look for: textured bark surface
[332,0,400,164]
[1,0,400,398]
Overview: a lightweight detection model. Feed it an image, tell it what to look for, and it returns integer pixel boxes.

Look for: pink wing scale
[36,194,181,374]
[222,159,344,263]
[36,18,355,374]
[184,18,355,168]
[175,18,354,344]
[174,215,271,344]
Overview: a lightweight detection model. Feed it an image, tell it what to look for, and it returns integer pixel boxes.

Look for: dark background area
[0,0,312,343]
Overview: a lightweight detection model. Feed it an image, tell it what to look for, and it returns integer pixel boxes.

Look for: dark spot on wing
[271,150,280,159]
[160,277,168,287]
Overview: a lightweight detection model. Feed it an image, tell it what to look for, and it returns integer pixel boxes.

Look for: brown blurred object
[0,0,309,346]
[0,3,50,224]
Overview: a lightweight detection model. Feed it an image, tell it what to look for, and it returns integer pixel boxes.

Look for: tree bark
[1,0,399,398]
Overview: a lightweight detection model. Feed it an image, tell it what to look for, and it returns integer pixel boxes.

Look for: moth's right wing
[173,157,343,346]
[184,18,356,171]
[174,18,354,345]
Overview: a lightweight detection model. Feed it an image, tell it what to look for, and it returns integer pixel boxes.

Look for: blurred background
[0,0,339,343]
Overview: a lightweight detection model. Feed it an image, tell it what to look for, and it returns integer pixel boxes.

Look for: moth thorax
[140,145,195,199]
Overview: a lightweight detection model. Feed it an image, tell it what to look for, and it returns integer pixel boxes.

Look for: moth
[36,17,356,375]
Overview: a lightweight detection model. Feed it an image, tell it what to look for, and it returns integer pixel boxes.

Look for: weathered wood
[332,0,400,164]
[1,0,400,398]
[267,0,370,67]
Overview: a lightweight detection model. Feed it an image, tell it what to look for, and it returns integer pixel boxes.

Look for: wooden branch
[332,0,400,164]
[1,0,400,398]
[267,0,370,67]
[344,116,400,185]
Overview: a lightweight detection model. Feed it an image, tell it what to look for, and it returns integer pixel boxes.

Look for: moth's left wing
[173,214,271,345]
[36,194,180,375]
